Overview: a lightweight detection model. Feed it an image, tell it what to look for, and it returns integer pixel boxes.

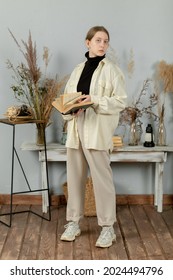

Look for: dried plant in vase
[157,104,166,145]
[119,79,159,145]
[107,47,159,144]
[7,29,67,144]
[154,60,173,145]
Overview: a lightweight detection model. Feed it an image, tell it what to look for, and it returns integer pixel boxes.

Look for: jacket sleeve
[91,74,127,115]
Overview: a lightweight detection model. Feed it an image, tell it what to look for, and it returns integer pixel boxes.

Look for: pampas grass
[7,30,67,127]
[127,48,135,78]
[157,60,173,93]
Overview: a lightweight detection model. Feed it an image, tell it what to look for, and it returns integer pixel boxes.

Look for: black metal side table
[0,118,51,227]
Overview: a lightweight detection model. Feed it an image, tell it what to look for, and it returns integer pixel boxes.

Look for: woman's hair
[85,26,110,41]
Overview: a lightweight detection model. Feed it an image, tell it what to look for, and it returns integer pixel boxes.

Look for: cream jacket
[63,57,127,151]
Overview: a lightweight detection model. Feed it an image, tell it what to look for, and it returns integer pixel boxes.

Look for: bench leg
[155,162,164,212]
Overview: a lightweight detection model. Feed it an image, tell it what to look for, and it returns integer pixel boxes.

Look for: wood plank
[0,206,11,256]
[0,205,173,260]
[88,217,109,260]
[37,206,58,260]
[161,206,173,236]
[56,206,74,260]
[107,222,128,260]
[1,194,173,206]
[18,206,43,260]
[73,217,92,260]
[117,205,147,259]
[0,204,17,226]
[117,195,154,205]
[0,194,43,205]
[0,205,29,260]
[130,205,164,259]
[148,255,165,260]
[144,205,173,259]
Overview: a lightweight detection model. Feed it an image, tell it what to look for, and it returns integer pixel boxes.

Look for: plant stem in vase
[157,104,166,146]
[157,120,166,146]
[36,123,45,145]
[129,121,138,146]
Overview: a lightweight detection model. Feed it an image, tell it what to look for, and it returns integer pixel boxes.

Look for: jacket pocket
[97,79,112,97]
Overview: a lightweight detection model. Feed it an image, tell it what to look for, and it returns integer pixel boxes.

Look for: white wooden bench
[21,143,173,213]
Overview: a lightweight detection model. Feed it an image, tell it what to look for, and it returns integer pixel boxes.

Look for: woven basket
[62,177,96,216]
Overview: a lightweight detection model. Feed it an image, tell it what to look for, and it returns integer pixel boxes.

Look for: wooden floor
[0,204,173,260]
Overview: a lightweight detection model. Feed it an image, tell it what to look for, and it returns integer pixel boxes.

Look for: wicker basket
[62,177,96,216]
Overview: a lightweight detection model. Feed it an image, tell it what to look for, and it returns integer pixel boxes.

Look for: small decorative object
[157,121,166,146]
[4,105,33,122]
[60,120,67,145]
[143,124,155,147]
[36,123,45,145]
[129,120,138,146]
[112,135,123,147]
[61,132,67,145]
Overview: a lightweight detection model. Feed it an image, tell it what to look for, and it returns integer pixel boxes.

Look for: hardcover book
[52,92,93,115]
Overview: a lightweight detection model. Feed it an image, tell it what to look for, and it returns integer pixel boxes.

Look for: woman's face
[86,31,109,57]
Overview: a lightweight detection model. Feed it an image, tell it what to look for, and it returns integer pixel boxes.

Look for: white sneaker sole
[95,234,116,248]
[60,229,81,241]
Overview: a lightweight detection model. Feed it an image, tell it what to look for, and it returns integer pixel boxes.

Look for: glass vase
[157,120,166,146]
[61,132,67,145]
[36,124,45,145]
[129,121,138,146]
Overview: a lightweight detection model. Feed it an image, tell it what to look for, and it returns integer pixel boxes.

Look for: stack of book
[112,135,123,147]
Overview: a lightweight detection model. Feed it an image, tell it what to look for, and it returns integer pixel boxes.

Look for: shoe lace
[64,222,77,233]
[99,227,113,240]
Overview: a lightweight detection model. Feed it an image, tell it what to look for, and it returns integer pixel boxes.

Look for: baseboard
[0,194,173,206]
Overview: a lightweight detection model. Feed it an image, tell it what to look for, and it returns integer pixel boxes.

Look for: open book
[52,92,93,115]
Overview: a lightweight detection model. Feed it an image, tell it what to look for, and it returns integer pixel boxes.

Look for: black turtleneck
[77,52,105,95]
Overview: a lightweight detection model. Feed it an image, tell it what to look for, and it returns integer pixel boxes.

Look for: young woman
[60,26,127,248]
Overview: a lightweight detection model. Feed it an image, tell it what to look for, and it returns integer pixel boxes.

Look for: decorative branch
[119,79,159,126]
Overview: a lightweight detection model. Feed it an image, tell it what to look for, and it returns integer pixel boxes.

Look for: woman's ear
[85,39,90,49]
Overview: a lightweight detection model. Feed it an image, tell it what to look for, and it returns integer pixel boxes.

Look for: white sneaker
[96,226,116,248]
[60,221,81,241]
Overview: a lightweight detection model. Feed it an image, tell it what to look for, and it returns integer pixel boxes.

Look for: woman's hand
[77,95,91,103]
[72,108,84,117]
[72,95,91,116]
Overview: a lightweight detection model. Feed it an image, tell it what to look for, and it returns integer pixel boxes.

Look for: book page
[62,92,82,106]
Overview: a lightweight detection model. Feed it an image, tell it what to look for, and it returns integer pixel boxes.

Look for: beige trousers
[66,113,116,226]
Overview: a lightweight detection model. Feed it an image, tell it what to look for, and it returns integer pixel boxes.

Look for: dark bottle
[143,124,155,147]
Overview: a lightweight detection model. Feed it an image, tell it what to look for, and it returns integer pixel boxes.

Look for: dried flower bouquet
[7,30,66,143]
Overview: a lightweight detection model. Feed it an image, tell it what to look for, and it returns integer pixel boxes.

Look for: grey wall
[0,0,173,195]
